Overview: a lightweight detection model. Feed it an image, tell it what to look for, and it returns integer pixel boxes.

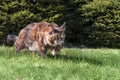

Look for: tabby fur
[14,21,66,57]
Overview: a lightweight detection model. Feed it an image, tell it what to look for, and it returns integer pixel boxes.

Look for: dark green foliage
[0,0,120,48]
[81,0,120,48]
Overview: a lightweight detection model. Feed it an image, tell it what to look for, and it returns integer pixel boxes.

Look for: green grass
[0,46,120,80]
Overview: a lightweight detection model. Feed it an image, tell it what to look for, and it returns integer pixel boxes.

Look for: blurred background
[0,0,120,48]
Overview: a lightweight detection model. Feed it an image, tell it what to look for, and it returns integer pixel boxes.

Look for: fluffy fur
[7,34,18,45]
[14,21,66,57]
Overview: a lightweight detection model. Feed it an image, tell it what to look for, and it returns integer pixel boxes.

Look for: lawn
[0,46,120,80]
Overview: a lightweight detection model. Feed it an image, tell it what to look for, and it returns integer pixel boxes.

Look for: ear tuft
[60,22,66,31]
[61,22,66,28]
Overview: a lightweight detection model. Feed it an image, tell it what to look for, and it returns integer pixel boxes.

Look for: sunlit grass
[0,46,120,80]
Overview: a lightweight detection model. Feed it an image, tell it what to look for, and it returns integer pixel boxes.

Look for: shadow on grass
[47,54,103,66]
[0,47,103,66]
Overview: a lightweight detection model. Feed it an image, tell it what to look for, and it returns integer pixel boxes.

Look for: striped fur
[14,21,65,57]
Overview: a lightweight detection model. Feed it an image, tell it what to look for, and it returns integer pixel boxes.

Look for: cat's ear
[60,22,66,31]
